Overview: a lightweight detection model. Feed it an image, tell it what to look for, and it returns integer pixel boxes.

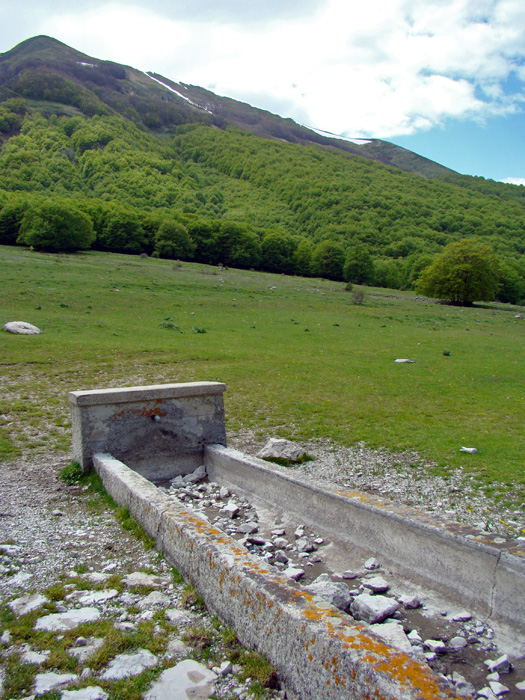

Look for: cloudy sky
[2,0,525,183]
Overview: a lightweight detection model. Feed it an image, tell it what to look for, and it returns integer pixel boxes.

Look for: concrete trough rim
[68,381,226,407]
[93,452,462,700]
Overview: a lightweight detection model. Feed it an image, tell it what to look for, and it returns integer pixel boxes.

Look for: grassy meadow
[1,245,524,505]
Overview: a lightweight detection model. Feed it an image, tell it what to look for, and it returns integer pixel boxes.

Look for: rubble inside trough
[159,466,525,700]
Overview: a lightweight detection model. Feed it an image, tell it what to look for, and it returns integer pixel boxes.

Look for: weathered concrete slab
[69,382,226,475]
[205,445,525,633]
[93,452,461,700]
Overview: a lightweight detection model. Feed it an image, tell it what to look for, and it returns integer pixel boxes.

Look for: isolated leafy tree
[154,220,196,260]
[343,244,375,285]
[17,199,94,252]
[311,240,345,280]
[415,239,500,305]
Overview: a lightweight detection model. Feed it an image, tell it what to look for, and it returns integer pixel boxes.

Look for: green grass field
[1,246,524,503]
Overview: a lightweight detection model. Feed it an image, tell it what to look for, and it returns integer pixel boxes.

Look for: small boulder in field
[257,438,306,463]
[3,321,42,335]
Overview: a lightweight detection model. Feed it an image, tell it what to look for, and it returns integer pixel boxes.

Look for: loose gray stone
[364,557,380,570]
[274,550,289,564]
[35,607,101,632]
[394,358,415,363]
[257,438,306,463]
[165,608,194,624]
[407,630,423,645]
[295,537,316,553]
[22,648,50,664]
[237,522,258,535]
[363,575,389,593]
[485,655,512,674]
[369,622,411,653]
[452,610,472,622]
[77,589,119,605]
[306,574,352,611]
[100,648,157,680]
[164,639,189,658]
[0,630,11,644]
[449,636,468,650]
[398,594,421,609]
[341,570,357,580]
[61,687,109,700]
[284,567,305,581]
[479,688,499,700]
[424,639,447,654]
[68,638,104,663]
[122,572,166,588]
[220,502,239,519]
[9,593,48,616]
[137,591,170,610]
[515,681,525,691]
[183,465,207,484]
[218,661,233,675]
[489,681,510,696]
[3,321,42,335]
[350,594,398,624]
[33,672,77,694]
[144,659,217,700]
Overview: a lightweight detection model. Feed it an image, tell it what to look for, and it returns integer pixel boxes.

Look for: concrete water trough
[68,382,525,700]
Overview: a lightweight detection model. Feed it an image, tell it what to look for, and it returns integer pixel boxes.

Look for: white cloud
[500,177,525,186]
[34,0,525,138]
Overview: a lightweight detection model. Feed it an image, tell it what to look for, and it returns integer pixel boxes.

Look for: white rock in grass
[9,593,48,616]
[33,672,77,694]
[77,589,119,605]
[3,321,42,335]
[144,659,217,700]
[35,607,100,632]
[100,648,157,680]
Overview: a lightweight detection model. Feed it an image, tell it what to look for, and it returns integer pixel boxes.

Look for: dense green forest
[0,36,524,302]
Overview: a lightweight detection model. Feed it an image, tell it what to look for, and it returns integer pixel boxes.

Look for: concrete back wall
[68,382,226,478]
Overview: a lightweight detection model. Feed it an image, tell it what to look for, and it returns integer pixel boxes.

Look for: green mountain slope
[0,35,524,298]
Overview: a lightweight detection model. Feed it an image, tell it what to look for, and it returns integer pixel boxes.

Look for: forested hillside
[0,36,524,300]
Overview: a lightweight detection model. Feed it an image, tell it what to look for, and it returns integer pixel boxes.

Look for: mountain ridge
[0,35,455,179]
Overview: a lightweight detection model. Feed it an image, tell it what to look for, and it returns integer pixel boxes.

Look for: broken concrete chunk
[350,594,398,624]
[363,575,389,593]
[306,574,352,612]
[257,438,306,463]
[485,655,512,674]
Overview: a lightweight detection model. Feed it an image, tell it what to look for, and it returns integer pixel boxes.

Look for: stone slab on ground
[144,659,217,700]
[34,607,101,632]
[100,648,157,680]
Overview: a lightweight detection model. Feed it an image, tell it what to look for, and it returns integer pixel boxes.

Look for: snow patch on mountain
[145,73,213,114]
[302,124,372,145]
